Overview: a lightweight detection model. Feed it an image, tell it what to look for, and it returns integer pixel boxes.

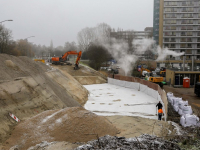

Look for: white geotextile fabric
[140,84,148,93]
[151,90,159,100]
[182,106,193,115]
[130,82,140,90]
[178,101,188,110]
[180,114,199,127]
[108,78,115,85]
[107,78,112,84]
[118,80,126,87]
[125,81,132,88]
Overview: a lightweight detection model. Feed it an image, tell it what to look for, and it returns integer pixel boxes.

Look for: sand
[2,107,118,150]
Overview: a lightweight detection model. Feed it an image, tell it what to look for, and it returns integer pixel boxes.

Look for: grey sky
[1,0,153,47]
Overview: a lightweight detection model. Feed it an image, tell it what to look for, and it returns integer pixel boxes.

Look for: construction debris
[75,134,181,150]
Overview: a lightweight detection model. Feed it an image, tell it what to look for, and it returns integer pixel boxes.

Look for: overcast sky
[1,0,153,47]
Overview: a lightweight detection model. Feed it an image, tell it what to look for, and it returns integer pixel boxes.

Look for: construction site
[0,53,200,150]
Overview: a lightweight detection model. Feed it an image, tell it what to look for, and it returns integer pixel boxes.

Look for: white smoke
[94,37,184,75]
[156,47,185,61]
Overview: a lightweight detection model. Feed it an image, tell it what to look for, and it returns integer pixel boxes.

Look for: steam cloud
[96,37,184,75]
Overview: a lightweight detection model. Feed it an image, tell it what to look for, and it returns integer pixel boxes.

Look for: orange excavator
[51,51,82,70]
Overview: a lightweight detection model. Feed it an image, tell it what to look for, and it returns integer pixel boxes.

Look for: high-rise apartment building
[153,0,200,60]
[153,0,160,45]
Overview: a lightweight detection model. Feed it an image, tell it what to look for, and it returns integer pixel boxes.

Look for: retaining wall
[108,74,168,121]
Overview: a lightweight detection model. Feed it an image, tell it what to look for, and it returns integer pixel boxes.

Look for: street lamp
[0,20,13,23]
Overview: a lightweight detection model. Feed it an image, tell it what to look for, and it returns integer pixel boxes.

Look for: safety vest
[158,109,163,114]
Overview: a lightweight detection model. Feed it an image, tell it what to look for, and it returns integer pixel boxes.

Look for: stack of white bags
[167,92,199,127]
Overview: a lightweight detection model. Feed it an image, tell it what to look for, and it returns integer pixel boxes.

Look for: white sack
[168,96,175,104]
[185,114,198,127]
[173,105,179,112]
[178,101,188,110]
[172,97,182,106]
[180,116,186,127]
[167,92,173,97]
[182,106,193,115]
[178,109,183,116]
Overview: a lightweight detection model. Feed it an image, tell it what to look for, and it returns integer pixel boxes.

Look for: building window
[171,44,175,48]
[181,44,186,48]
[181,32,186,36]
[181,38,186,42]
[164,38,169,42]
[182,1,187,6]
[188,44,192,48]
[181,26,187,30]
[171,26,176,30]
[164,44,169,48]
[187,32,193,36]
[187,38,192,42]
[171,38,175,42]
[187,26,193,30]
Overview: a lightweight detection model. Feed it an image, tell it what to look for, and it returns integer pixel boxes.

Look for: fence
[108,74,168,120]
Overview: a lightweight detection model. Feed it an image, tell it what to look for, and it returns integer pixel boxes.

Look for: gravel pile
[75,134,181,150]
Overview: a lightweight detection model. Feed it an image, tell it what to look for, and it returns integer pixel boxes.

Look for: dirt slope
[52,64,107,85]
[0,54,89,144]
[3,107,118,150]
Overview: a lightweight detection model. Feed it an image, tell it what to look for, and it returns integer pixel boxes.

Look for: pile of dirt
[3,107,118,150]
[0,54,89,144]
[75,134,181,150]
[106,116,180,138]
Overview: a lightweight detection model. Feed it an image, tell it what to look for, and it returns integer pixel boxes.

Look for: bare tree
[77,23,112,51]
[77,27,95,51]
[0,24,12,53]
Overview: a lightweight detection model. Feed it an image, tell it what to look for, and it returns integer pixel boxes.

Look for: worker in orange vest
[158,109,164,120]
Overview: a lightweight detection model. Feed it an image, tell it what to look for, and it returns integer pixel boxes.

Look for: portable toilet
[183,77,190,88]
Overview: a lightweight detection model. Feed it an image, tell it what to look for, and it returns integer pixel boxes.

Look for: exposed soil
[52,64,107,85]
[105,116,178,138]
[0,54,88,144]
[2,107,118,150]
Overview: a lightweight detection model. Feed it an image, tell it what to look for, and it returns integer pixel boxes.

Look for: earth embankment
[0,54,88,144]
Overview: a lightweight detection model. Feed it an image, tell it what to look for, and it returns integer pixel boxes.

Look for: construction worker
[158,108,164,120]
[156,101,163,110]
